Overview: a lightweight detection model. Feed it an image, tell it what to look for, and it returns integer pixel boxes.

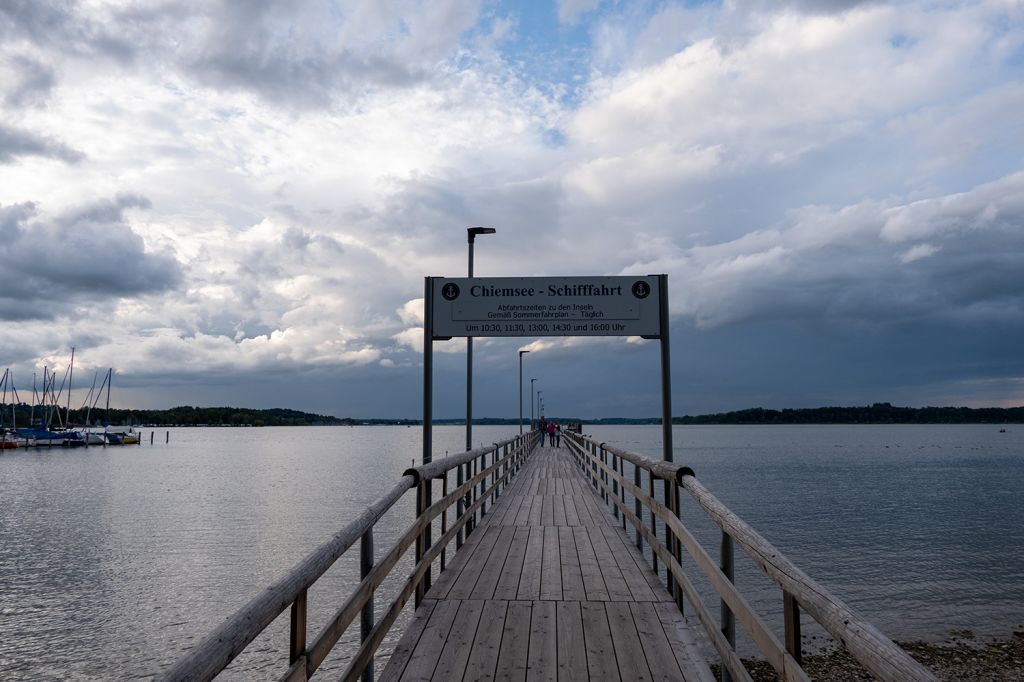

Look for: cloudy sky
[1,0,1023,419]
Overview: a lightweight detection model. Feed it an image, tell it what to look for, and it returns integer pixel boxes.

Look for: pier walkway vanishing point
[160,431,939,682]
[381,444,713,681]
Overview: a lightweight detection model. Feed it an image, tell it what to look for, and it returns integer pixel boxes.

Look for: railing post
[648,473,658,576]
[633,463,642,550]
[672,481,683,612]
[440,475,448,573]
[720,531,736,682]
[612,453,619,518]
[290,588,307,668]
[784,590,802,666]
[415,481,425,607]
[456,459,465,550]
[620,458,627,531]
[600,444,607,502]
[360,529,375,682]
[480,451,487,517]
[491,447,497,504]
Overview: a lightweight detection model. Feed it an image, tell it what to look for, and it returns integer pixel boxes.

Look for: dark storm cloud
[1,0,479,109]
[0,0,138,63]
[0,124,85,164]
[3,55,56,107]
[0,196,181,320]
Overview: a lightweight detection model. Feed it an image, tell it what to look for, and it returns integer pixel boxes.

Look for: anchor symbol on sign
[631,281,651,299]
[441,282,461,301]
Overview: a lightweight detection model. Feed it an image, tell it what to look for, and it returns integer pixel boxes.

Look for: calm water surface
[1,424,1022,679]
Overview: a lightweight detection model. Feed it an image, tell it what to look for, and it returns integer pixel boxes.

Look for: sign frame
[428,276,662,340]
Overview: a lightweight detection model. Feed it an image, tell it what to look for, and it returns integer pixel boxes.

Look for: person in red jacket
[547,420,557,447]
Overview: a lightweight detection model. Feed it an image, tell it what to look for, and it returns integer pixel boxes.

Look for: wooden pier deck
[381,445,715,681]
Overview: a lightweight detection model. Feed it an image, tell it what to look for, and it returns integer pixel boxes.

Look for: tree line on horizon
[1,402,1020,428]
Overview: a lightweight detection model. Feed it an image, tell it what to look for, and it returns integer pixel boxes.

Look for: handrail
[564,432,937,682]
[158,433,537,682]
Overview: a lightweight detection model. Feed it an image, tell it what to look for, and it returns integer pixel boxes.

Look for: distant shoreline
[6,402,1017,427]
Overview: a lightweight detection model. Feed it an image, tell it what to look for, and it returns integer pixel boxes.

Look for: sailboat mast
[67,347,75,427]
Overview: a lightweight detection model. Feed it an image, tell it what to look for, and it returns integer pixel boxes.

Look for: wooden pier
[381,445,713,681]
[159,431,939,682]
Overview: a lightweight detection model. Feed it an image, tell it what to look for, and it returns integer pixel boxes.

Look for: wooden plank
[552,495,568,526]
[556,601,588,682]
[496,601,532,682]
[527,495,543,526]
[563,491,581,526]
[601,522,668,598]
[654,602,717,682]
[557,526,586,601]
[399,599,460,681]
[629,602,687,681]
[580,601,618,681]
[605,601,652,681]
[539,526,562,601]
[470,526,517,600]
[514,493,533,526]
[540,495,554,526]
[585,527,632,601]
[527,601,557,682]
[431,599,485,681]
[572,526,609,601]
[597,524,659,602]
[493,527,530,600]
[449,526,502,599]
[516,526,544,600]
[379,600,437,682]
[464,600,509,682]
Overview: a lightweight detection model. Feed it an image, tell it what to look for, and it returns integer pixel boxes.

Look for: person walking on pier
[539,416,547,446]
[555,422,562,448]
[547,420,557,447]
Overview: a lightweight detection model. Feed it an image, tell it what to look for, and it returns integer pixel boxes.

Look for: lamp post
[530,378,537,431]
[537,391,543,420]
[518,350,529,434]
[466,226,496,451]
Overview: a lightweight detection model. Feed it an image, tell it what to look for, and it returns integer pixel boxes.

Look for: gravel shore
[710,630,1024,681]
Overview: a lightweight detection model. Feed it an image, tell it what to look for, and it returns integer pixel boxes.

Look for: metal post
[720,531,736,682]
[519,350,529,434]
[360,529,375,682]
[422,277,434,601]
[290,589,307,665]
[784,591,802,666]
[415,481,425,607]
[657,274,675,593]
[530,379,536,431]
[466,227,495,454]
[634,464,642,550]
[612,453,619,517]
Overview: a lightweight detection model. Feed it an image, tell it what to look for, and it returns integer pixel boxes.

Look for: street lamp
[518,350,530,434]
[530,378,537,431]
[466,226,496,451]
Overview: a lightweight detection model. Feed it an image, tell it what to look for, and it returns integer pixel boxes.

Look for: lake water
[1,424,1022,679]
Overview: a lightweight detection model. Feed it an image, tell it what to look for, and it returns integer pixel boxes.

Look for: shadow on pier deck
[382,445,714,681]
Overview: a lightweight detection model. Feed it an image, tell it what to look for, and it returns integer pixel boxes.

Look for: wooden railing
[563,432,938,682]
[157,432,537,682]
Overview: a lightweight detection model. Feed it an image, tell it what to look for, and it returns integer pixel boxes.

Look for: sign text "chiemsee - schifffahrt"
[430,276,661,338]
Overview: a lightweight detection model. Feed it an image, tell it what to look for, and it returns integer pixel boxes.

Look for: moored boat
[1,429,18,449]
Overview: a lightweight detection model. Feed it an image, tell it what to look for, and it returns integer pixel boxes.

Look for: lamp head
[467,226,497,243]
[519,350,530,357]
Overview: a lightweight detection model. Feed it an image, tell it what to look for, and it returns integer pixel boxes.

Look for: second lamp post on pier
[518,350,529,434]
[466,226,496,451]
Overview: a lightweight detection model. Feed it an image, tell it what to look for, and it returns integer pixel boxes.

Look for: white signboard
[430,276,661,338]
